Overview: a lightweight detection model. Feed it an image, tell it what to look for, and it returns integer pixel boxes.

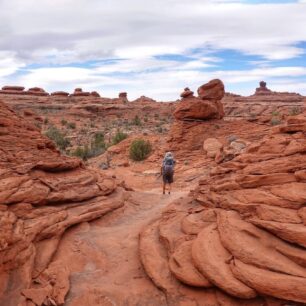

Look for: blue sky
[0,0,306,100]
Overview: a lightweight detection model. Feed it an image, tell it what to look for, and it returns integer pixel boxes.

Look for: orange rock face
[0,100,125,306]
[174,79,225,121]
[139,113,306,304]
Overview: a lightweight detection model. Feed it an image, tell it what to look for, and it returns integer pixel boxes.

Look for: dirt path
[54,189,188,306]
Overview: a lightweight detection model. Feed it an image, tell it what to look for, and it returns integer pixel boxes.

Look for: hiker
[161,152,176,195]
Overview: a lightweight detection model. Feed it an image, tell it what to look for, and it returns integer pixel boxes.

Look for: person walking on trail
[161,152,176,195]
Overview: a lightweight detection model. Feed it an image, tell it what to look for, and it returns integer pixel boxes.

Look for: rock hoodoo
[174,79,225,121]
[180,87,194,99]
[70,87,91,97]
[255,81,272,95]
[0,100,125,306]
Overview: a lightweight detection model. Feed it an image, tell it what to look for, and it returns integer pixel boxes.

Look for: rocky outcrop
[27,87,49,96]
[70,88,91,97]
[174,79,225,121]
[255,81,272,95]
[0,100,125,306]
[140,113,306,304]
[223,81,305,120]
[50,91,69,97]
[180,87,194,99]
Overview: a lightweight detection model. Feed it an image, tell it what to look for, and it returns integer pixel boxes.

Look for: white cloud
[0,0,306,99]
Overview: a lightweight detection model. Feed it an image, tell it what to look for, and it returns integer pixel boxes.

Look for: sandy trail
[54,189,188,306]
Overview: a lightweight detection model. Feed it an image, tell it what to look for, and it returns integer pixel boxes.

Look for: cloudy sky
[0,0,306,100]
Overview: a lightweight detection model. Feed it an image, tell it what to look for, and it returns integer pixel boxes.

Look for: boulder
[197,79,225,101]
[203,138,223,158]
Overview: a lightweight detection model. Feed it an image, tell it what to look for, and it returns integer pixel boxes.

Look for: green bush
[112,130,128,145]
[44,117,49,124]
[45,126,70,151]
[71,145,90,160]
[132,115,141,126]
[61,119,67,126]
[129,139,152,161]
[71,132,106,160]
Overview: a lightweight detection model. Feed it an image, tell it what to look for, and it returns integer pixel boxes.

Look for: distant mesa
[70,88,91,97]
[255,81,272,95]
[180,87,194,98]
[51,91,70,97]
[0,85,26,95]
[2,85,25,91]
[27,87,49,96]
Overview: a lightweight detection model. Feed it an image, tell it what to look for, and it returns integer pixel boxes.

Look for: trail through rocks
[53,189,188,306]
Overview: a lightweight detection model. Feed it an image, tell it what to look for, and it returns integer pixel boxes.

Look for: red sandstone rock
[91,91,100,97]
[174,80,225,121]
[180,87,194,98]
[140,111,306,304]
[255,81,272,95]
[0,99,125,305]
[197,79,225,100]
[2,85,25,91]
[119,92,127,98]
[51,91,69,96]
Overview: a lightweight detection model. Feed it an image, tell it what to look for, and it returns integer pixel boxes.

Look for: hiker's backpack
[163,157,175,175]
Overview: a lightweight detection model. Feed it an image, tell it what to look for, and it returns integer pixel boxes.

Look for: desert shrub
[44,117,49,124]
[132,115,141,126]
[112,130,128,145]
[129,139,152,161]
[157,126,163,133]
[289,106,302,116]
[67,122,76,129]
[71,145,90,160]
[272,110,280,117]
[61,119,67,126]
[45,126,70,151]
[270,117,281,126]
[89,132,106,156]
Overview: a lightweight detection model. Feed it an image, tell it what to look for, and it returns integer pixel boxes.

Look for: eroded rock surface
[139,113,306,305]
[0,100,125,305]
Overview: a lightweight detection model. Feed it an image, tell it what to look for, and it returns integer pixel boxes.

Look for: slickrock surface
[0,100,126,306]
[139,112,306,305]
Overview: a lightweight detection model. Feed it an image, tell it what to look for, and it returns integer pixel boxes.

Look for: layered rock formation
[140,113,306,305]
[223,81,305,120]
[174,79,225,121]
[0,100,126,306]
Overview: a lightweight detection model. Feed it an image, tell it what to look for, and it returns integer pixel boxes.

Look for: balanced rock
[255,81,272,95]
[180,87,194,98]
[70,88,90,97]
[197,79,225,101]
[174,79,225,121]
